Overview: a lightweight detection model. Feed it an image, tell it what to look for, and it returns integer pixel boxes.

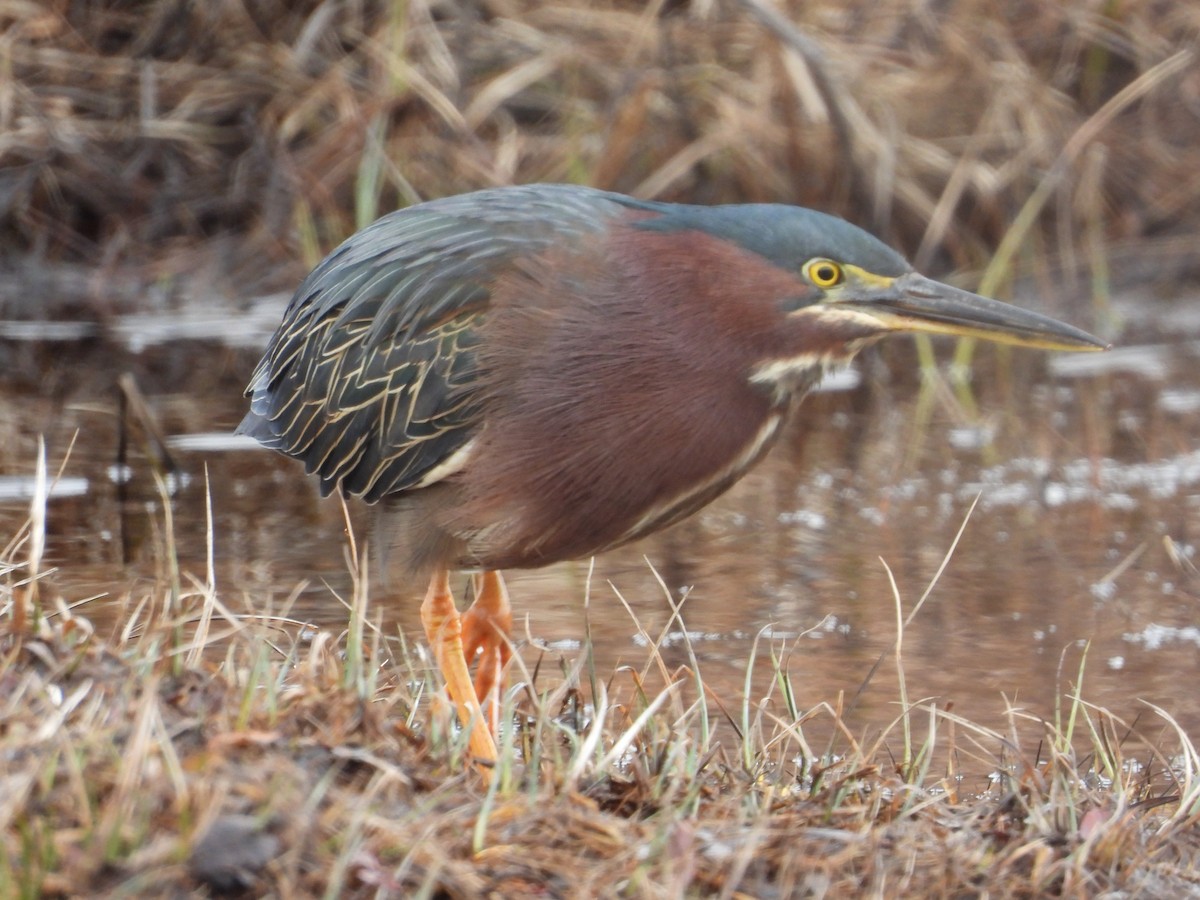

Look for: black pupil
[817,264,836,283]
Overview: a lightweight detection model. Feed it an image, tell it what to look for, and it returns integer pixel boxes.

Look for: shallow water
[3,292,1198,780]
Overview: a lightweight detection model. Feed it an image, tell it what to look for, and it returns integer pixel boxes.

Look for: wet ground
[3,287,1198,779]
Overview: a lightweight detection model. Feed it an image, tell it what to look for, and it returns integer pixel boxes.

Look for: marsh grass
[4,0,1197,303]
[3,474,1199,897]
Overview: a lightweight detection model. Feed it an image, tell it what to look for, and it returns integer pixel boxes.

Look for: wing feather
[239,184,643,502]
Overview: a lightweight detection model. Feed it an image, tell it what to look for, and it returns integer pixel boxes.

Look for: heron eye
[805,259,844,288]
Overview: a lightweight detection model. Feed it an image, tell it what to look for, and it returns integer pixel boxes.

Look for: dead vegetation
[2,0,1198,310]
[3,471,1200,898]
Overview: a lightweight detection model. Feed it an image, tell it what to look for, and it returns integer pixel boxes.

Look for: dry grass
[3,474,1200,898]
[3,0,1198,311]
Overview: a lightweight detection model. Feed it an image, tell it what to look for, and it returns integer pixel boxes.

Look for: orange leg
[461,570,513,734]
[420,567,497,776]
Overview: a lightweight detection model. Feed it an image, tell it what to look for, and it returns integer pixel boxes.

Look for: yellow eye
[805,259,843,288]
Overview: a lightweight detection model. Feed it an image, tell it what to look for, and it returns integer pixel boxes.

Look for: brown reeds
[2,0,1197,311]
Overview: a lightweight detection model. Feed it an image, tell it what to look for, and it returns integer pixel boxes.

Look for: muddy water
[3,291,1198,778]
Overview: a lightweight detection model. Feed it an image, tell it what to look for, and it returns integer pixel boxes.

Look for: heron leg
[420,567,497,776]
[461,570,513,733]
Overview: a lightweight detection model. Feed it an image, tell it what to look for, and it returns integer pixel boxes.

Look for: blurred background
[2,0,1198,774]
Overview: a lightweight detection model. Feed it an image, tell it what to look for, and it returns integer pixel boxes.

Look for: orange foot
[420,567,497,779]
[461,570,514,734]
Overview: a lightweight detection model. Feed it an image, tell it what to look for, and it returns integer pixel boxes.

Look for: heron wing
[238,184,634,502]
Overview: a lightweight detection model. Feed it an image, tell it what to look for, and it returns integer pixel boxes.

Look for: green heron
[239,183,1106,772]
